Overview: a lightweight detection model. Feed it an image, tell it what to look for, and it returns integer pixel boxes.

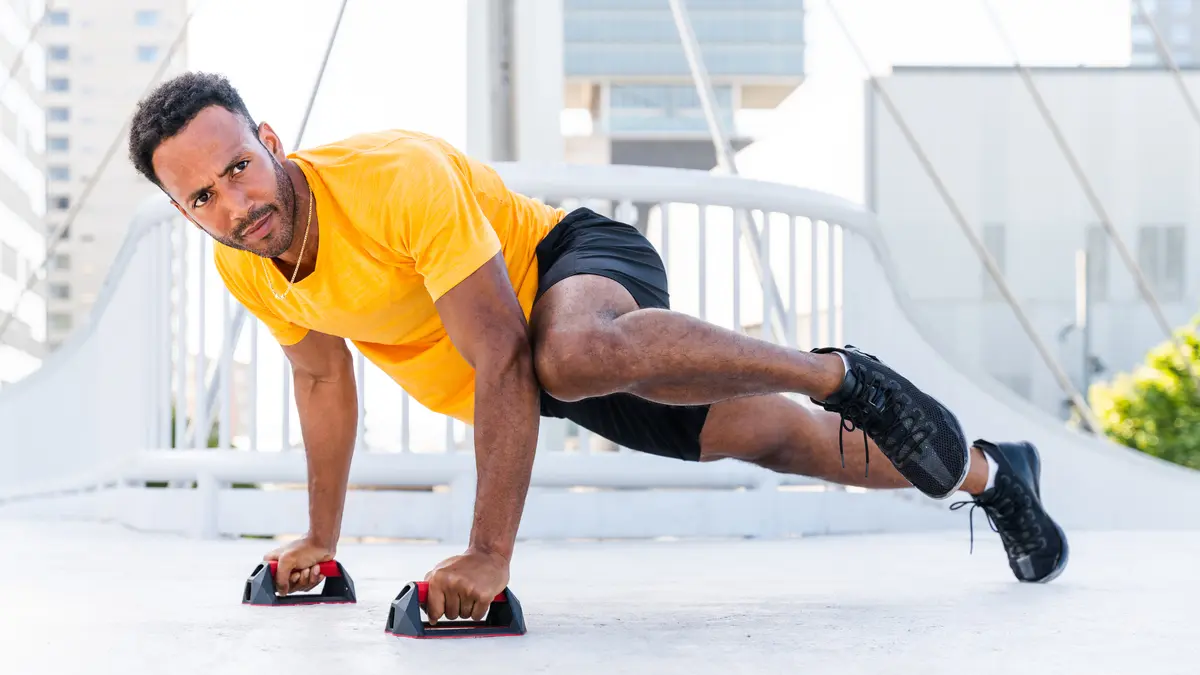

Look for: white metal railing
[3,162,1196,539]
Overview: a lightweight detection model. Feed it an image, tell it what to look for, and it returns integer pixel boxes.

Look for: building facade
[1131,0,1198,66]
[561,0,805,170]
[0,0,47,387]
[865,66,1200,417]
[39,0,188,349]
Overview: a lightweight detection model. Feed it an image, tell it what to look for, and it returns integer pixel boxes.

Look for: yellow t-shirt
[214,130,565,424]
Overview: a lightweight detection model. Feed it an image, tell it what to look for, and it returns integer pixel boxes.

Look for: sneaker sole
[924,405,971,500]
[1033,525,1070,584]
[1019,441,1070,584]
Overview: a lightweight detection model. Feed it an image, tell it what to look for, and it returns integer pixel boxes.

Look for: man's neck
[274,159,319,272]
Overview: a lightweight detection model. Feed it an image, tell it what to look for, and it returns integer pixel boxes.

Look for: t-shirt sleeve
[214,249,310,347]
[385,141,503,302]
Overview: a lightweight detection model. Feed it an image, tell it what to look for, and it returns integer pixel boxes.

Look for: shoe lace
[835,369,927,478]
[949,476,1044,557]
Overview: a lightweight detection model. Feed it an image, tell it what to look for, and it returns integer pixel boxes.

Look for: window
[1172,0,1191,14]
[47,107,69,122]
[607,84,735,133]
[49,283,71,300]
[48,136,69,152]
[137,45,159,62]
[135,10,160,26]
[0,243,16,279]
[46,10,69,25]
[48,77,69,92]
[982,223,1006,299]
[1085,225,1110,302]
[53,253,71,271]
[50,195,70,211]
[1138,225,1186,301]
[48,313,73,331]
[1172,24,1192,44]
[47,45,69,61]
[48,165,70,181]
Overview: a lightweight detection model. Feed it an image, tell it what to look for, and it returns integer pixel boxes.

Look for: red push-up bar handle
[267,560,343,578]
[415,581,507,605]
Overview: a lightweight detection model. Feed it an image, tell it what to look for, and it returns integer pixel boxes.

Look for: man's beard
[220,155,297,259]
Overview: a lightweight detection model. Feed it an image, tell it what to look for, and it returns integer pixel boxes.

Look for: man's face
[153,105,297,258]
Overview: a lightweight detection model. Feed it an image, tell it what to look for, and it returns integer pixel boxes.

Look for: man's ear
[257,121,288,162]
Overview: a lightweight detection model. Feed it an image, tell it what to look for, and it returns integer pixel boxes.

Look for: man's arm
[424,253,540,622]
[267,330,358,594]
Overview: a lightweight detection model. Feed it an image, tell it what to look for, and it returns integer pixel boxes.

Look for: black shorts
[533,207,710,462]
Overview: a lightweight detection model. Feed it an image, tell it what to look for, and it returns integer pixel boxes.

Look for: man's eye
[193,192,210,208]
[233,160,249,173]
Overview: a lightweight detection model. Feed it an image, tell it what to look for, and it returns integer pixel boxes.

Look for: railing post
[447,471,476,545]
[760,210,772,343]
[810,220,821,350]
[194,472,219,540]
[754,472,781,539]
[193,237,207,449]
[174,222,187,450]
[218,290,232,450]
[788,216,798,348]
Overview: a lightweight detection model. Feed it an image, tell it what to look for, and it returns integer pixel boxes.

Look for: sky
[185,0,471,151]
[177,0,1135,451]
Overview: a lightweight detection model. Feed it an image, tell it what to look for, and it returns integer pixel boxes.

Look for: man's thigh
[529,210,709,462]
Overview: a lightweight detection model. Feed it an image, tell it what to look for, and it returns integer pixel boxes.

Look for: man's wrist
[467,540,513,563]
[306,529,338,551]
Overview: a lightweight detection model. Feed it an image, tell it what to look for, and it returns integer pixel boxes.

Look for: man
[129,72,1068,624]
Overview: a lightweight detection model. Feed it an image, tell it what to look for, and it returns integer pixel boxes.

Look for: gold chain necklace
[262,183,314,301]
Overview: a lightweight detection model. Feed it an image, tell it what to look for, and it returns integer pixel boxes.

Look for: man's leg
[533,275,846,405]
[532,274,970,500]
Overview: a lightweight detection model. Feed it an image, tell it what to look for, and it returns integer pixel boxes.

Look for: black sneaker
[809,345,970,499]
[950,440,1069,583]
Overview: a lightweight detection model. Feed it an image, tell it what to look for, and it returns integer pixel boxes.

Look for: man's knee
[533,320,629,402]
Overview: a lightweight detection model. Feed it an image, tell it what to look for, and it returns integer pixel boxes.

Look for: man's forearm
[293,366,358,550]
[468,346,541,561]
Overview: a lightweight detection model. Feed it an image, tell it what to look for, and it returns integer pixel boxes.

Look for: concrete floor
[2,519,1197,675]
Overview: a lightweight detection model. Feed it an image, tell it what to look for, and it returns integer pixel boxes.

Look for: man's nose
[228,190,255,229]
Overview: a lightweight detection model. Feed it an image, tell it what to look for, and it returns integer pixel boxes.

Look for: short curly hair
[128,71,258,187]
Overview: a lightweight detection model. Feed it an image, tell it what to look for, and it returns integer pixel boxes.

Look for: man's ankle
[811,352,848,400]
[963,446,995,496]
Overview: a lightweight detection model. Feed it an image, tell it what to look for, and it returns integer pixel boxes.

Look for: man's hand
[423,549,510,624]
[264,537,335,595]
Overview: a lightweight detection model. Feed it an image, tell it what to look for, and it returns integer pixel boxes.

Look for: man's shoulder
[289,129,459,173]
